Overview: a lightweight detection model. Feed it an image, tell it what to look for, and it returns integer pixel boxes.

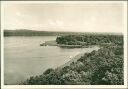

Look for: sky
[3,1,125,33]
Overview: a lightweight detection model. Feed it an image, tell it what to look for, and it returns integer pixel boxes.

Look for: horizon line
[4,29,123,34]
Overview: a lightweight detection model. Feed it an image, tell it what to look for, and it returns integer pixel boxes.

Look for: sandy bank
[40,40,89,48]
[40,40,58,46]
[60,52,85,69]
[56,46,100,70]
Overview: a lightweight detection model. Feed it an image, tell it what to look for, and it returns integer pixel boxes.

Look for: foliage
[21,34,124,85]
[56,34,123,46]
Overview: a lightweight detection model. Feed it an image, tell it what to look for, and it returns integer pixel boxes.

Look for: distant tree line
[21,34,124,85]
[4,30,86,36]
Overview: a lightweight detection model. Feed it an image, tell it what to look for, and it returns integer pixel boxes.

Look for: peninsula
[21,33,123,85]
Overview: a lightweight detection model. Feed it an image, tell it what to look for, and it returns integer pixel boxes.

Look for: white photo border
[1,1,128,89]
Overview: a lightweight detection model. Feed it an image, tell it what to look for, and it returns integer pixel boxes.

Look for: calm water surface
[4,36,99,84]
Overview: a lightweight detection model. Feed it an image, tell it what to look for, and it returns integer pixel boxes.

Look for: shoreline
[56,46,100,70]
[59,52,85,69]
[40,40,90,48]
[40,40,58,46]
[40,40,100,70]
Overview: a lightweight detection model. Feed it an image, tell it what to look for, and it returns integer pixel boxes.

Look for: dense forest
[56,34,123,46]
[21,34,124,85]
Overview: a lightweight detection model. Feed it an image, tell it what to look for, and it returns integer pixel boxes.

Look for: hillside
[21,34,123,85]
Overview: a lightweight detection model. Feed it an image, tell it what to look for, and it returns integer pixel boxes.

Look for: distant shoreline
[4,29,123,37]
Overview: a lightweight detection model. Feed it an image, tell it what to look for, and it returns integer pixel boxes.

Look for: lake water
[4,36,99,85]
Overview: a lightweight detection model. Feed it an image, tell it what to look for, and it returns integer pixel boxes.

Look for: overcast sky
[3,1,124,33]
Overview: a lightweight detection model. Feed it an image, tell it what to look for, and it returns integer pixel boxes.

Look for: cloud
[48,19,64,27]
[3,2,124,33]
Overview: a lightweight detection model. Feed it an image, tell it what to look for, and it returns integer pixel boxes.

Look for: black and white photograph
[1,1,128,89]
